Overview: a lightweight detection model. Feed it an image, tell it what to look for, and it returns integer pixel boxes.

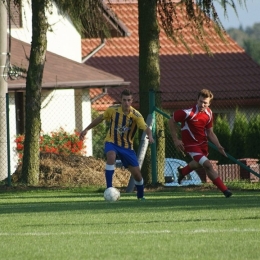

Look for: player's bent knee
[199,156,208,166]
[202,160,214,172]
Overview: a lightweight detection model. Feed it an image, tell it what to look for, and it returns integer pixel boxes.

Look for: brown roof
[7,36,130,91]
[81,2,260,108]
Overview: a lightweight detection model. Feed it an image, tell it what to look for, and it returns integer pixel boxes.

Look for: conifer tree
[230,109,248,160]
[209,115,231,164]
[246,115,260,159]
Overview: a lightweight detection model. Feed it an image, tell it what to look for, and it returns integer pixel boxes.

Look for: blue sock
[105,164,115,188]
[134,178,144,198]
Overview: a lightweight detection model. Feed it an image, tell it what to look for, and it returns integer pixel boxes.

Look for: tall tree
[138,0,165,184]
[227,23,260,64]
[21,0,48,184]
[18,0,111,184]
[137,0,243,184]
[243,39,260,65]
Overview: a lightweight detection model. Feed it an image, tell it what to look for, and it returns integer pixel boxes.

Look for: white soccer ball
[104,187,120,202]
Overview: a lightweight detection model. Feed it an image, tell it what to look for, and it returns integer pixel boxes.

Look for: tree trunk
[21,0,48,185]
[138,0,164,184]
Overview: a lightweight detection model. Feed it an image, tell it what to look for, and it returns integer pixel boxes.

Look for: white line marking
[0,229,259,236]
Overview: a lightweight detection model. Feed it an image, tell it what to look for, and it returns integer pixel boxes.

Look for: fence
[2,88,260,186]
[197,159,260,183]
[0,94,10,183]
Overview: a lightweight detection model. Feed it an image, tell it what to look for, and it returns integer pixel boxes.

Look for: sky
[214,0,260,29]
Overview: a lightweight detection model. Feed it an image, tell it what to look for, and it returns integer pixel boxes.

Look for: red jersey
[173,104,213,147]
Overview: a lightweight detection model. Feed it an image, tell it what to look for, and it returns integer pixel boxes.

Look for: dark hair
[198,89,214,101]
[121,89,133,97]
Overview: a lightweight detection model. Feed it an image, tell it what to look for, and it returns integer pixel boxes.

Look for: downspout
[82,38,106,63]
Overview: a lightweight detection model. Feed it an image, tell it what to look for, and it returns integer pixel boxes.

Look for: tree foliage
[91,109,107,159]
[156,0,244,54]
[246,115,260,159]
[230,109,248,159]
[53,0,111,38]
[243,38,260,65]
[227,23,260,64]
[209,115,231,164]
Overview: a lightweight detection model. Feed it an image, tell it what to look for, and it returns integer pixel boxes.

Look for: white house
[5,0,130,177]
[10,0,82,62]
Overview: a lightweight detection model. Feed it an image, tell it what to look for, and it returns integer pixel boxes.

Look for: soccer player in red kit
[168,89,232,198]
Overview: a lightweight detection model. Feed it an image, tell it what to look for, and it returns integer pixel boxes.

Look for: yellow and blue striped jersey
[103,105,147,149]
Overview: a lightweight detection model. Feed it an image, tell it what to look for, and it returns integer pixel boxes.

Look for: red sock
[212,177,227,192]
[181,165,192,176]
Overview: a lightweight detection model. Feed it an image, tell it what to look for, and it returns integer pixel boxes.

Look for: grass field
[0,186,260,260]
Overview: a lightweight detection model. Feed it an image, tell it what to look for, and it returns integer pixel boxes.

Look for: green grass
[0,187,260,260]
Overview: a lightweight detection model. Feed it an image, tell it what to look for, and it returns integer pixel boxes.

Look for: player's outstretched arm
[206,128,227,157]
[80,115,104,140]
[145,127,154,144]
[168,118,184,152]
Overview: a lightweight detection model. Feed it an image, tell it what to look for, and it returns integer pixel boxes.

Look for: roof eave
[8,81,131,91]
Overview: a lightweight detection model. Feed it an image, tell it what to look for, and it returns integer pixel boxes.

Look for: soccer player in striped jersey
[80,89,154,200]
[168,89,232,198]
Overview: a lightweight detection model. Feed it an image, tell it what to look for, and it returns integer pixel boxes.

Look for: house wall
[41,89,93,156]
[41,89,76,132]
[8,1,98,175]
[10,0,82,62]
[42,89,93,154]
[9,89,93,175]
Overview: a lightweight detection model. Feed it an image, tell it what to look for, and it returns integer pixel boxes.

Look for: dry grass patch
[12,153,131,187]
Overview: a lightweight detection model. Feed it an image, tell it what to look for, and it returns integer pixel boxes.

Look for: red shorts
[185,142,209,165]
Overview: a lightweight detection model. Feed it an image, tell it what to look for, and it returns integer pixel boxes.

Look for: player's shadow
[0,190,259,215]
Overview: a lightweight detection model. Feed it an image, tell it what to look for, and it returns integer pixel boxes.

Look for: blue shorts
[104,142,139,168]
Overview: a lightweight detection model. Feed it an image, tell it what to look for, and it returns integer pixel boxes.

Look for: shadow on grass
[21,214,260,229]
[0,189,259,215]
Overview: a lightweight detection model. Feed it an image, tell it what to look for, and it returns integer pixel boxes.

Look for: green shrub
[91,109,108,159]
[209,115,231,164]
[246,115,260,160]
[230,110,248,159]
